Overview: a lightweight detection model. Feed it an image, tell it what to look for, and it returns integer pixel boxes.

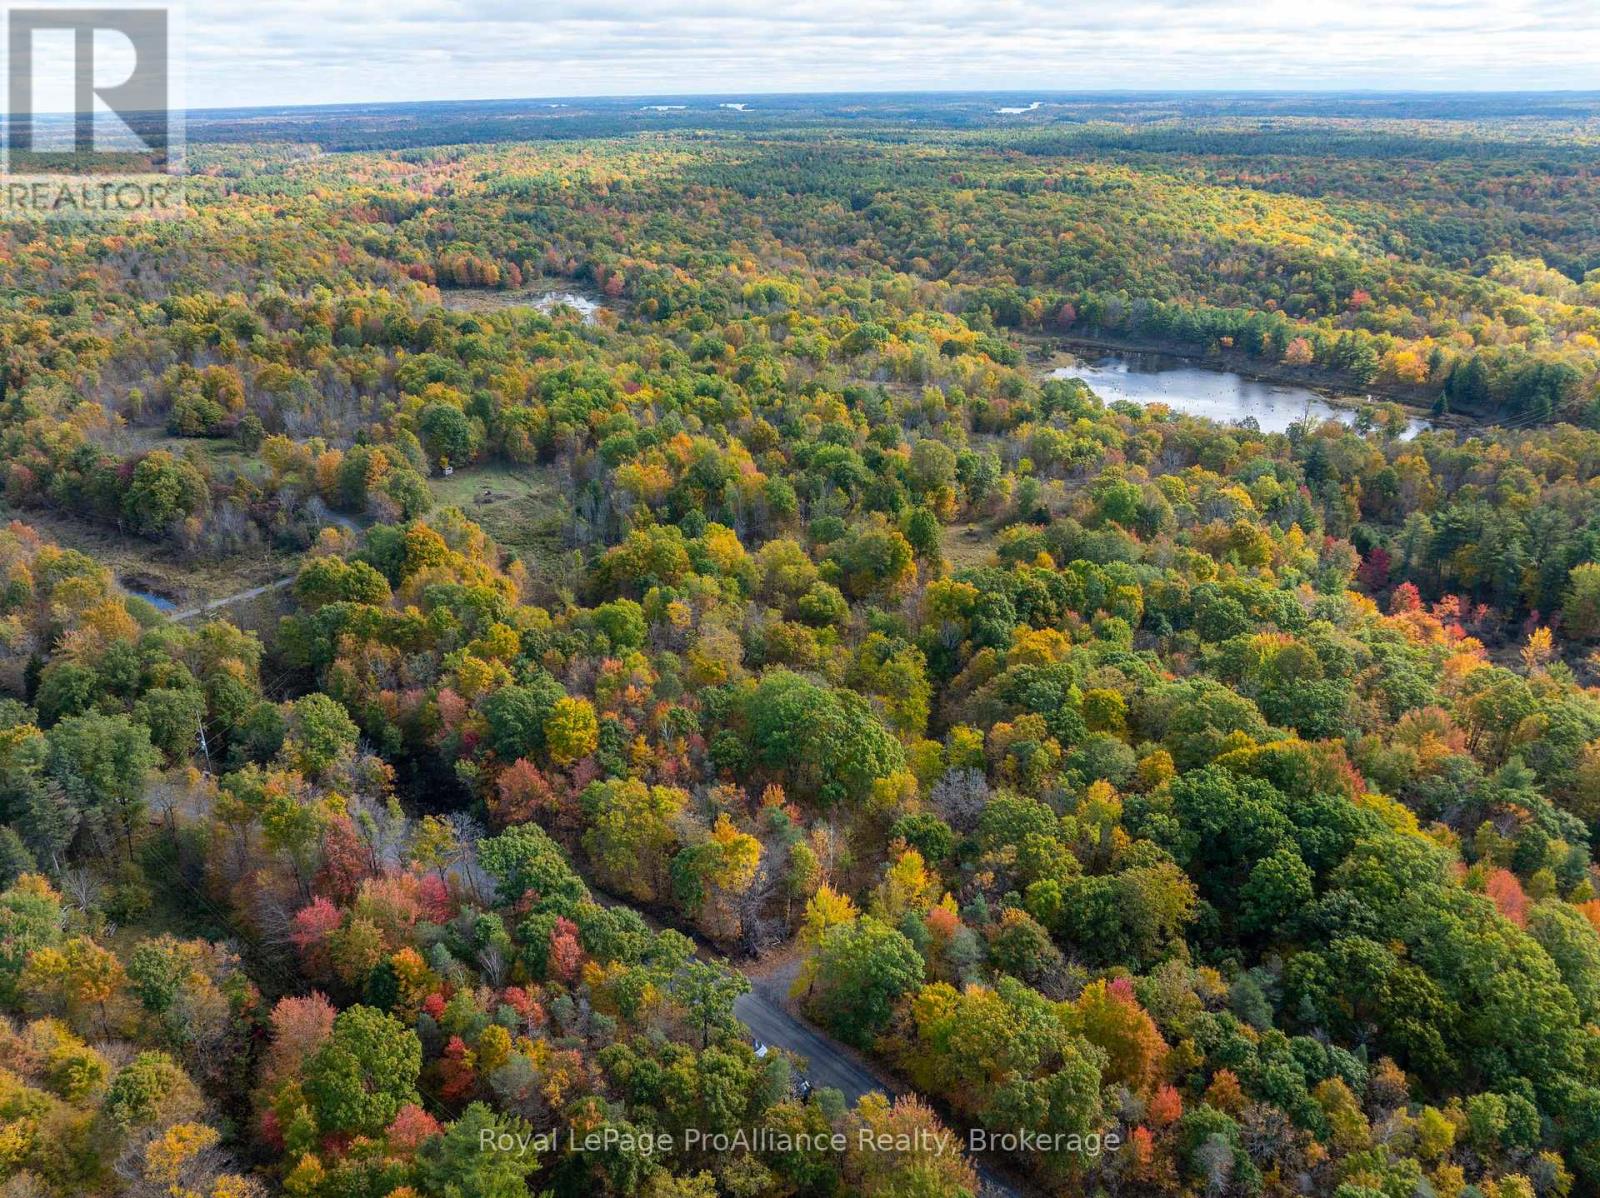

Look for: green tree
[45,712,159,859]
[304,1005,422,1136]
[810,916,924,1047]
[1528,900,1600,1023]
[744,670,905,805]
[0,827,34,887]
[295,557,392,609]
[281,693,359,777]
[669,958,750,1048]
[478,823,588,912]
[415,1103,541,1198]
[102,1050,202,1131]
[133,686,207,762]
[1162,681,1270,770]
[383,467,435,519]
[1564,563,1600,640]
[418,401,479,467]
[1238,848,1315,937]
[0,874,63,1002]
[989,907,1064,984]
[908,439,957,493]
[480,677,564,762]
[123,450,210,537]
[592,599,647,650]
[34,663,100,724]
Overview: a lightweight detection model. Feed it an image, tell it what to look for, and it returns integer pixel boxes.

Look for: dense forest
[5,94,1600,1198]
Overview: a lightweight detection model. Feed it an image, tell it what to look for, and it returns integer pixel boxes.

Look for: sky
[82,0,1600,109]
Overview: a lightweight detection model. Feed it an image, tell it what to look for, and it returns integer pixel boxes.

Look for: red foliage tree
[489,758,561,829]
[315,814,371,904]
[289,897,343,981]
[549,917,584,983]
[387,1102,442,1151]
[1389,581,1423,614]
[262,991,337,1089]
[438,1035,476,1102]
[1357,546,1392,592]
[1485,868,1528,927]
[1148,1083,1183,1127]
[416,872,454,923]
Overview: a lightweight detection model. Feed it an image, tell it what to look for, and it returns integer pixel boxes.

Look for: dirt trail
[170,576,295,622]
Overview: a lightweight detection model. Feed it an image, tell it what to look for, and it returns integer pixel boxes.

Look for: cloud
[180,0,1600,109]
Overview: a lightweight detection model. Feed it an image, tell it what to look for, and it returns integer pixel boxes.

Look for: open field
[939,521,997,572]
[427,461,571,571]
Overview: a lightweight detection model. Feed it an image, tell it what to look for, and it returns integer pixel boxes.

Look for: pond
[1049,351,1431,437]
[437,287,608,324]
[528,291,605,323]
[119,578,177,612]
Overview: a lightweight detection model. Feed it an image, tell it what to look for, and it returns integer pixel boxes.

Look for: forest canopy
[2,92,1600,1198]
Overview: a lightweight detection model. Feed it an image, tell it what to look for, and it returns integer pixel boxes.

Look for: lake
[1049,352,1430,437]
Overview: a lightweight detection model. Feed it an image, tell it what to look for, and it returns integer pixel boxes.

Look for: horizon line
[167,86,1600,119]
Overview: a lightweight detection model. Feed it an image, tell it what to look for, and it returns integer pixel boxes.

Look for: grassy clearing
[110,426,272,482]
[0,502,297,608]
[427,462,570,572]
[940,522,996,572]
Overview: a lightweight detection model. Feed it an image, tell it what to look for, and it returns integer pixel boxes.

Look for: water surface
[120,579,177,611]
[530,291,605,322]
[1050,352,1429,437]
[438,287,607,324]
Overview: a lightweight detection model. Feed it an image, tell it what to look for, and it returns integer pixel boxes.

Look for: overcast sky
[171,0,1600,108]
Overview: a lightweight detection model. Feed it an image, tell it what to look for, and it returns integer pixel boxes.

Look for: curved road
[588,890,1032,1198]
[735,957,898,1105]
[734,961,1032,1198]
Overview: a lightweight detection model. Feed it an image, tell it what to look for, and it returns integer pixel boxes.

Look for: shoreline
[1032,332,1474,429]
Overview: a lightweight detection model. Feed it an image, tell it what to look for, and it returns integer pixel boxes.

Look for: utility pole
[197,715,213,774]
